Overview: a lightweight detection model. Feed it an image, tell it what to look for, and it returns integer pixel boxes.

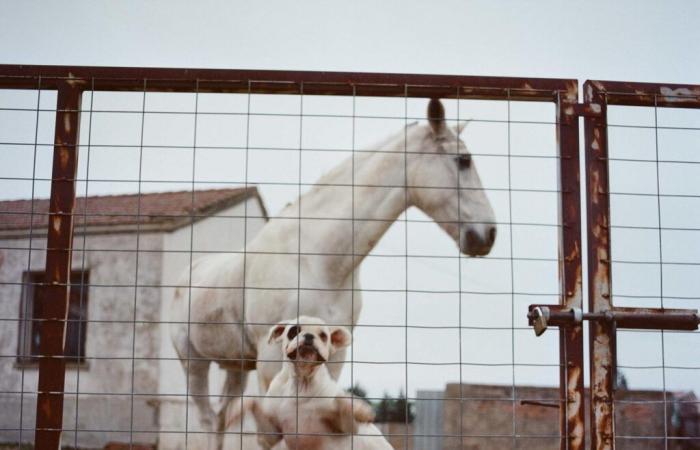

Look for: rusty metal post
[556,85,585,450]
[583,81,615,450]
[35,80,83,449]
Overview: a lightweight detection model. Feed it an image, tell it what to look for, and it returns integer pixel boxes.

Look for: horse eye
[287,325,300,340]
[455,154,471,170]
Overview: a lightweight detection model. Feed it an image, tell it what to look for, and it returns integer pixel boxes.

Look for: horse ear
[454,119,472,136]
[427,98,446,135]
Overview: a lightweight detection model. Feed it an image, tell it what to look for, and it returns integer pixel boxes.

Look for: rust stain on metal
[567,365,582,413]
[567,365,584,448]
[588,103,602,114]
[587,79,700,108]
[41,398,52,418]
[659,86,700,102]
[52,266,61,282]
[584,81,615,450]
[59,147,70,170]
[35,81,82,450]
[52,216,61,233]
[564,240,580,263]
[556,90,585,450]
[0,64,577,102]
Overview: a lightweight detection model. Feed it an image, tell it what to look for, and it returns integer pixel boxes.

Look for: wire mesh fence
[0,67,697,450]
[598,88,700,449]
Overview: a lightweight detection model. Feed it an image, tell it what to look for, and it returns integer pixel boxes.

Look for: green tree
[374,390,415,423]
[347,383,369,401]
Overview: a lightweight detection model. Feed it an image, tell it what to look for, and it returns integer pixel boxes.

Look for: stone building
[0,187,267,449]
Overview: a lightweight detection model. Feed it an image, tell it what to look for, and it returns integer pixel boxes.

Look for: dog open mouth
[287,344,326,363]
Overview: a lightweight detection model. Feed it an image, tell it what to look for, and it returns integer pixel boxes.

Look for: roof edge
[0,187,267,239]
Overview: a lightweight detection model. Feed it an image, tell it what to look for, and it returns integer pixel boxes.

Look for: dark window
[17,271,89,365]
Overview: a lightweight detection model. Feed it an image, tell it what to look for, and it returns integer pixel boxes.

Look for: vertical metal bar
[556,85,585,450]
[35,81,83,449]
[583,81,615,450]
[19,75,42,448]
[652,95,670,449]
[506,89,517,449]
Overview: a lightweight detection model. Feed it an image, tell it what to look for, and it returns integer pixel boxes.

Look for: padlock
[531,306,550,337]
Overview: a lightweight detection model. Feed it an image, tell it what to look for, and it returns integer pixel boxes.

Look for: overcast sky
[1,0,699,405]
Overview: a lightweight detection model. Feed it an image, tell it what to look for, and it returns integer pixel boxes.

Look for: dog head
[267,316,351,370]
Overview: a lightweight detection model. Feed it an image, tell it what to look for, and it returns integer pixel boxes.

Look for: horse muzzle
[461,226,496,256]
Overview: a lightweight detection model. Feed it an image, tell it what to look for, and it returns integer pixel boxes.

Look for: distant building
[413,390,444,450]
[0,188,267,449]
[415,383,700,450]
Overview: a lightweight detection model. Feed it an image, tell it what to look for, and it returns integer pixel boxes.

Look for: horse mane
[314,122,422,186]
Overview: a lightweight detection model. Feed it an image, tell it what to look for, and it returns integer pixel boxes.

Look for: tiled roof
[0,187,262,233]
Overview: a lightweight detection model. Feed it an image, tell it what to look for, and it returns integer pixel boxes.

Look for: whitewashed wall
[0,231,163,447]
[0,195,265,449]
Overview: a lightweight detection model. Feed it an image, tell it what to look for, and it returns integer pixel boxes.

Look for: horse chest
[246,279,361,326]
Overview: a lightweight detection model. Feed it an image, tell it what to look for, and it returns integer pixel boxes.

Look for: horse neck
[299,148,412,282]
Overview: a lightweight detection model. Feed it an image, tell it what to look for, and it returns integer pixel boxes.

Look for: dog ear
[267,322,288,344]
[330,326,351,351]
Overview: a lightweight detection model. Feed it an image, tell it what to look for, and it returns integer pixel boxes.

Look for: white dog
[229,316,393,450]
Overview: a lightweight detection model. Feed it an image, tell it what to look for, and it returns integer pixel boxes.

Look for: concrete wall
[413,390,444,450]
[376,422,415,450]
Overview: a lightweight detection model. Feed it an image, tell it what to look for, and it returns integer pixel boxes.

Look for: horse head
[406,98,497,256]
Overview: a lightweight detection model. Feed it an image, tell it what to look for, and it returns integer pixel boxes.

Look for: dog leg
[249,400,284,449]
[325,345,346,380]
[324,397,375,435]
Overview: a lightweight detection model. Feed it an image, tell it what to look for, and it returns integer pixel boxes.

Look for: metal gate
[0,65,697,450]
[529,81,700,449]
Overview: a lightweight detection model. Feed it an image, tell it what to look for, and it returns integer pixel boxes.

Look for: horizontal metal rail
[0,64,577,102]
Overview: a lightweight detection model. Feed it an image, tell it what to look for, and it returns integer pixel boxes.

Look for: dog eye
[287,325,300,340]
[455,153,471,170]
[319,332,327,342]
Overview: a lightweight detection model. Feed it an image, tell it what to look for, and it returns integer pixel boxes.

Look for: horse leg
[182,358,217,449]
[255,341,283,394]
[217,369,246,448]
[173,336,217,447]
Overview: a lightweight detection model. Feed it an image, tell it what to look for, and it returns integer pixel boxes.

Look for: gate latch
[530,306,584,336]
[528,304,698,336]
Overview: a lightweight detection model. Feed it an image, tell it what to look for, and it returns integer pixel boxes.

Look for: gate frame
[0,65,582,449]
[583,80,700,450]
[530,80,700,450]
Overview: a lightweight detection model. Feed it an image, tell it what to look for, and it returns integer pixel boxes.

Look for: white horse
[169,99,497,441]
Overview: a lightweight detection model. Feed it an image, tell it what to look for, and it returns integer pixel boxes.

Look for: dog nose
[303,333,314,343]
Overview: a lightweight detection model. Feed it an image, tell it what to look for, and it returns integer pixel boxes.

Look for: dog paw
[352,398,375,423]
